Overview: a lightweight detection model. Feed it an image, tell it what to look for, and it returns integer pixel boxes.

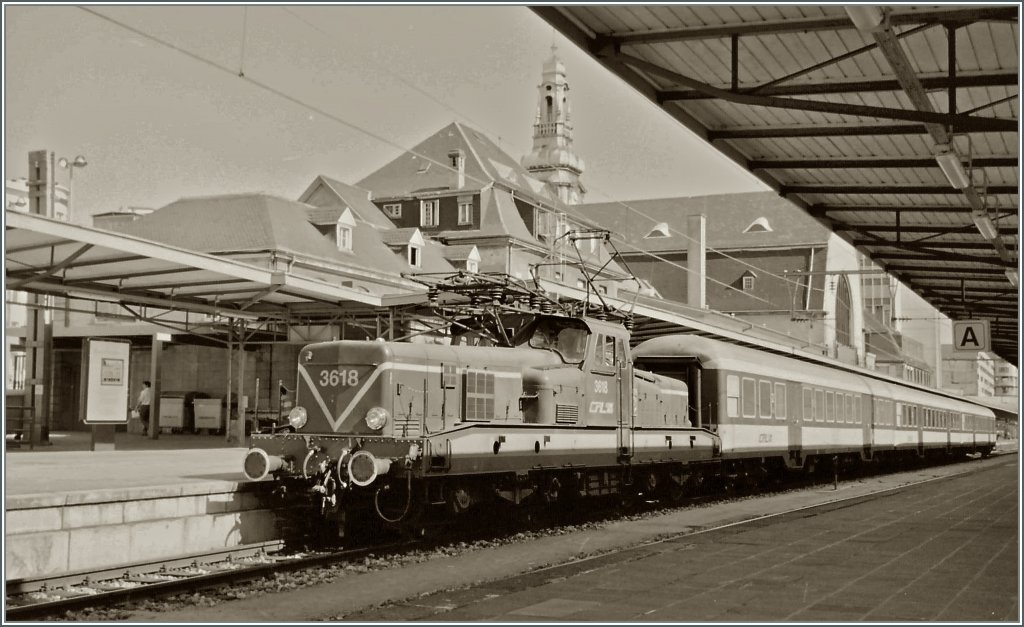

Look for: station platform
[5,431,275,582]
[127,447,1017,622]
[5,430,248,496]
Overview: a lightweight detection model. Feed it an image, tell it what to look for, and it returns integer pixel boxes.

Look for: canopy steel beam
[7,243,94,289]
[752,156,1017,169]
[615,52,1015,131]
[782,184,1018,195]
[836,224,1017,235]
[592,7,1017,45]
[709,124,929,140]
[854,240,1016,250]
[660,71,1018,101]
[884,265,1011,276]
[810,204,1018,215]
[870,250,1011,266]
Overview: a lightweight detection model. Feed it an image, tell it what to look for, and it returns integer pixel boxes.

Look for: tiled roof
[440,244,479,261]
[579,192,833,253]
[357,122,561,207]
[109,193,343,259]
[380,227,422,247]
[298,175,396,230]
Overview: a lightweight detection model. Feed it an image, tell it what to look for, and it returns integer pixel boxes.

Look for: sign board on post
[80,338,131,451]
[952,320,990,353]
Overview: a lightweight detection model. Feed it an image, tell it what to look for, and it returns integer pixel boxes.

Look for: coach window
[854,396,861,424]
[815,389,825,422]
[742,378,757,418]
[895,403,903,427]
[759,381,772,419]
[726,375,740,418]
[825,391,834,423]
[802,388,813,422]
[775,383,786,420]
[845,395,854,424]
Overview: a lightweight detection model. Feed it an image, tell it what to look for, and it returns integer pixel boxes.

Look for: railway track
[4,539,408,621]
[6,451,1010,621]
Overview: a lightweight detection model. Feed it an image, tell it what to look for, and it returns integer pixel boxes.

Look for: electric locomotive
[243,309,719,531]
[243,272,998,537]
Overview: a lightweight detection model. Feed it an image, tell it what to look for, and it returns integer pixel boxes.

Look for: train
[242,307,997,538]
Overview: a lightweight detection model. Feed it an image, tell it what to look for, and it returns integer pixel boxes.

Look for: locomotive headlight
[364,406,389,430]
[288,406,308,430]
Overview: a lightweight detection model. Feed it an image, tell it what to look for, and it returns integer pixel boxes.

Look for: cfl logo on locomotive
[319,368,359,387]
[589,401,615,414]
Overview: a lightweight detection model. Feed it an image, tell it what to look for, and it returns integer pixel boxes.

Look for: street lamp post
[58,155,87,221]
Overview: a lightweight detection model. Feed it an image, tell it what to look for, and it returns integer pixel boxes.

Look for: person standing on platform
[136,380,152,436]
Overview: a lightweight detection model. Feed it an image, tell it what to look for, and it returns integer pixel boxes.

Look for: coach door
[784,382,801,464]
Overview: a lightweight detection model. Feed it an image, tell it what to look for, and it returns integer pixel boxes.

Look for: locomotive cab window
[592,334,616,371]
[525,317,589,365]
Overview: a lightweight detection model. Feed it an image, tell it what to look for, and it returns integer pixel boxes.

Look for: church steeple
[522,44,586,205]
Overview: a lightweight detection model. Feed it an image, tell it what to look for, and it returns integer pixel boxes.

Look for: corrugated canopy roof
[535,4,1019,365]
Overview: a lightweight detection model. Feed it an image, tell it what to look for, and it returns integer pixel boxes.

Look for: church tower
[522,45,585,205]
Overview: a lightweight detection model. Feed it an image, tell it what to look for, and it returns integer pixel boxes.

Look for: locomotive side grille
[464,371,495,421]
[393,414,421,437]
[555,404,579,424]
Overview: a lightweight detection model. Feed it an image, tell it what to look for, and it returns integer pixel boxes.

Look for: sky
[4,4,766,221]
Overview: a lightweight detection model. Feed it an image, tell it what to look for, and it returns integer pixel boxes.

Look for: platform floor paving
[5,431,249,498]
[125,451,1018,622]
[347,458,1021,622]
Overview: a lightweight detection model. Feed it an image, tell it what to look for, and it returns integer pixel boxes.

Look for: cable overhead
[81,7,848,328]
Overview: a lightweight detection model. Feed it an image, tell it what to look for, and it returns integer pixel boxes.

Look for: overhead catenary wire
[80,7,899,357]
[78,6,782,311]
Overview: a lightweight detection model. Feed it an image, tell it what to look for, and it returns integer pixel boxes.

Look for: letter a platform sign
[953,320,990,353]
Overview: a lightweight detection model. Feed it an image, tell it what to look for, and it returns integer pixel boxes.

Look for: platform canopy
[534,5,1019,365]
[5,211,423,322]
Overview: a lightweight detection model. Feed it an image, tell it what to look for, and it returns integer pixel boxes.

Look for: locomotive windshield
[523,316,590,364]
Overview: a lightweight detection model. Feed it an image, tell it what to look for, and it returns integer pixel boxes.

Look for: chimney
[687,214,706,309]
[448,149,465,189]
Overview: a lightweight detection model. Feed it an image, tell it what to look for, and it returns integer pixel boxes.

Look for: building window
[466,259,478,273]
[458,202,473,225]
[384,203,402,218]
[742,275,755,291]
[335,224,352,251]
[835,275,853,346]
[420,199,439,227]
[408,245,421,268]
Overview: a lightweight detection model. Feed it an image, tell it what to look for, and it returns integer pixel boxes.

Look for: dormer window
[644,222,671,238]
[420,199,439,227]
[383,203,402,219]
[744,217,773,233]
[466,259,478,273]
[336,223,352,251]
[741,271,757,292]
[409,245,422,268]
[334,208,357,252]
[458,201,473,225]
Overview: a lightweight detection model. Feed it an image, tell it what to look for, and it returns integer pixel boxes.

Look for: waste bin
[183,391,210,433]
[159,392,186,430]
[194,397,223,432]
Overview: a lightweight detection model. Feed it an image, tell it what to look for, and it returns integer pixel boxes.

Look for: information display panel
[81,338,131,424]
